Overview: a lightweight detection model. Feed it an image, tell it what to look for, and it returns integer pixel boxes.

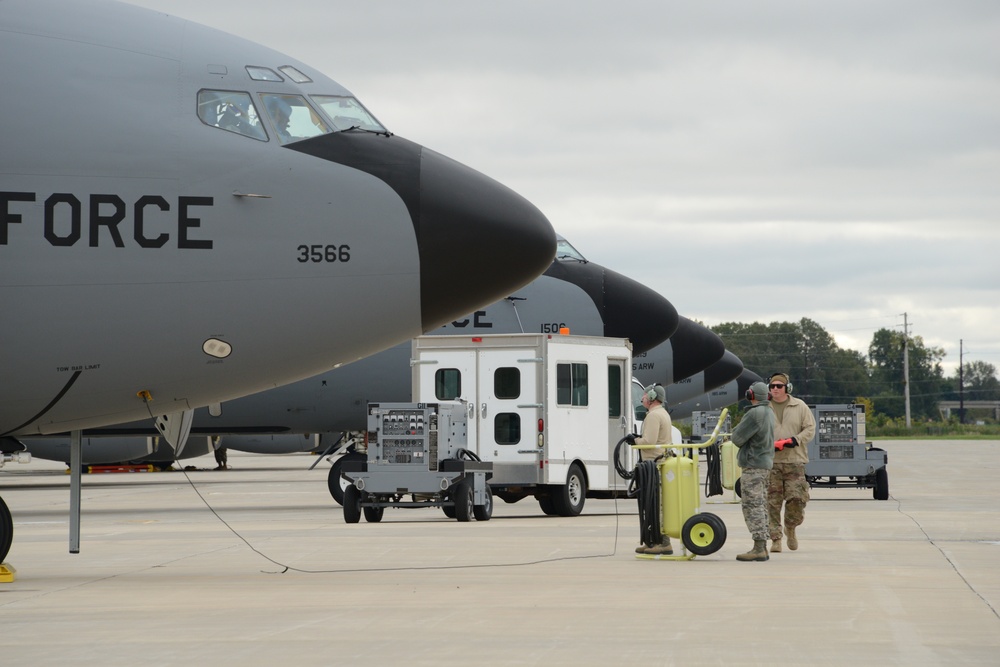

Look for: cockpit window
[197,90,267,141]
[311,95,387,133]
[279,66,312,84]
[556,236,588,262]
[246,66,283,82]
[259,93,331,144]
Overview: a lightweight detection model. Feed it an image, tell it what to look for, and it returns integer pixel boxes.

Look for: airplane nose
[670,317,726,381]
[703,351,745,393]
[737,369,764,396]
[287,133,556,330]
[416,147,556,329]
[601,269,679,354]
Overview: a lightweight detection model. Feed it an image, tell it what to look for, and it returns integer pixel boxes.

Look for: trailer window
[494,368,520,399]
[556,363,589,406]
[632,381,648,422]
[435,369,461,400]
[608,365,622,418]
[495,413,521,445]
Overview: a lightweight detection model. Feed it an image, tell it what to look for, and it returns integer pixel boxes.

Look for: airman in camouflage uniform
[730,381,775,562]
[767,373,816,553]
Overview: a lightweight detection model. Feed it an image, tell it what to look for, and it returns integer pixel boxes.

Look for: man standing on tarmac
[767,372,817,553]
[626,384,672,555]
[730,381,775,562]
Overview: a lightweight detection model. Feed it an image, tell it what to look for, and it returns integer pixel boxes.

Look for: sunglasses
[769,383,786,389]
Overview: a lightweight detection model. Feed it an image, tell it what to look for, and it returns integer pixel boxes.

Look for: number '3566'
[297,244,351,262]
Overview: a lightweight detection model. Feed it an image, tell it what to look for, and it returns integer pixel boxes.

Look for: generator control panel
[691,411,732,440]
[367,402,468,471]
[812,405,865,459]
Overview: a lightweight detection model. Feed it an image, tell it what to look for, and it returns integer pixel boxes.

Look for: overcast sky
[129,0,1000,377]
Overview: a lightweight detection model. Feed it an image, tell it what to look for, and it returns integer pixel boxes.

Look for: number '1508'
[297,244,351,262]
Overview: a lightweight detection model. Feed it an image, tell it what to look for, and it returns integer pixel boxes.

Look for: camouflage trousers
[768,462,810,539]
[740,467,770,541]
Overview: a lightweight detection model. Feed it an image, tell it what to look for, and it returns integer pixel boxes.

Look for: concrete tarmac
[1,440,998,666]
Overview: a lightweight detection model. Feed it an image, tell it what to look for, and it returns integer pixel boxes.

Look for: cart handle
[631,407,730,452]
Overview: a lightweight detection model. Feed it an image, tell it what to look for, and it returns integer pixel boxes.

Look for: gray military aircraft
[22,235,685,462]
[21,235,749,508]
[0,0,557,562]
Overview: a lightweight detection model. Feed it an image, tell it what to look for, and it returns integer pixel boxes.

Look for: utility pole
[959,339,965,424]
[902,313,911,428]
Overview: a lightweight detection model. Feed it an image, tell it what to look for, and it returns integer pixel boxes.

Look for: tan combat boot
[736,540,769,561]
[770,537,782,553]
[646,537,673,555]
[786,526,798,550]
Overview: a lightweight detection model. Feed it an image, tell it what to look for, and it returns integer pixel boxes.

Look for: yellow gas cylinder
[660,455,697,538]
[720,439,742,490]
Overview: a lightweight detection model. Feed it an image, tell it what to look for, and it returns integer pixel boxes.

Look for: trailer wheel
[873,467,889,500]
[0,495,12,564]
[734,477,742,498]
[473,485,493,521]
[363,502,384,523]
[681,512,727,556]
[343,485,362,524]
[454,479,474,522]
[552,463,587,517]
[328,452,365,506]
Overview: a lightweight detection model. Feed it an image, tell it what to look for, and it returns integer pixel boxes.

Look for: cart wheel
[473,485,493,521]
[454,479,474,522]
[363,502,384,523]
[553,462,587,517]
[734,477,742,498]
[681,512,727,556]
[343,484,362,524]
[328,451,365,506]
[873,467,889,500]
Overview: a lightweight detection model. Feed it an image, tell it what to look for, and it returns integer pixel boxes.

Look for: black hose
[613,437,633,481]
[704,442,723,497]
[614,437,662,546]
[634,461,661,548]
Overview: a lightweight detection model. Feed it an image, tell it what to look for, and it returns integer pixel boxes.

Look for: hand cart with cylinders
[617,408,731,560]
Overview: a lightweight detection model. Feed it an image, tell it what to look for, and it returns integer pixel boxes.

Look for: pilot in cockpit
[265,96,293,143]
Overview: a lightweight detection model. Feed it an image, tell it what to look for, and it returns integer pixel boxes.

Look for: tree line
[710,318,1000,423]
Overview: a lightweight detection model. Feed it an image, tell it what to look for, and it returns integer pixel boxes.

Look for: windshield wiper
[338,125,394,137]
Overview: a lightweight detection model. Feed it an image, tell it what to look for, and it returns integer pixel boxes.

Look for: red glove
[774,438,794,451]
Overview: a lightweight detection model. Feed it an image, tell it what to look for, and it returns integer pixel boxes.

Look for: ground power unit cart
[340,402,493,522]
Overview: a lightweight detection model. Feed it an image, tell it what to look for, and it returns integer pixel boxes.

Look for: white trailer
[411,333,638,516]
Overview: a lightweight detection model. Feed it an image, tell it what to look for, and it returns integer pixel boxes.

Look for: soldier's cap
[750,381,769,401]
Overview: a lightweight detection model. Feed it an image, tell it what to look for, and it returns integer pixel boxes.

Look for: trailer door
[477,348,542,484]
[413,347,478,453]
[606,359,632,491]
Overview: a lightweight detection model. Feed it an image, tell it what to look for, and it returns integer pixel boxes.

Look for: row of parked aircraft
[0,0,758,563]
